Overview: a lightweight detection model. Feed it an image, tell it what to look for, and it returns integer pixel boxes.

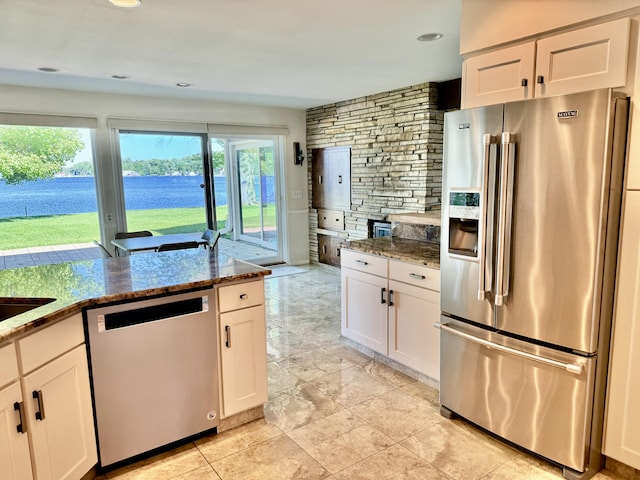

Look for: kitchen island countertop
[342,237,440,268]
[0,249,271,343]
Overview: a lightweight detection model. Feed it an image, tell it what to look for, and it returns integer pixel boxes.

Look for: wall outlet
[106,213,113,222]
[292,190,303,199]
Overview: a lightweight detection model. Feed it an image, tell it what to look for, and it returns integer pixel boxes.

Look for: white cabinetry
[217,279,268,418]
[604,190,640,469]
[0,314,97,480]
[341,249,440,379]
[0,344,33,480]
[388,260,440,381]
[463,18,630,108]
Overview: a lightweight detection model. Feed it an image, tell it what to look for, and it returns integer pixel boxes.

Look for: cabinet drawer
[0,343,18,387]
[218,280,265,313]
[341,249,387,277]
[317,209,345,231]
[17,313,84,374]
[389,259,440,291]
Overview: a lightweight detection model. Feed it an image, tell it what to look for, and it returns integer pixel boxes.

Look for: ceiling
[0,0,463,109]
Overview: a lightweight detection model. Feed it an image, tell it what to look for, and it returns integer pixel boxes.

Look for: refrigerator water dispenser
[448,191,480,257]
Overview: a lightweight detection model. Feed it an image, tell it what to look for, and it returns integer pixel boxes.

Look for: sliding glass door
[117,131,211,235]
[210,136,282,264]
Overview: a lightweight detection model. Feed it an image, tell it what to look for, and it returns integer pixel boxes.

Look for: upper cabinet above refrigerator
[462,17,631,108]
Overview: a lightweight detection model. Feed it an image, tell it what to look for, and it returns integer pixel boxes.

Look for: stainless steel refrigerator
[439,89,628,480]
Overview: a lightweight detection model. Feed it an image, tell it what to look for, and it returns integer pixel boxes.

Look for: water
[0,176,275,219]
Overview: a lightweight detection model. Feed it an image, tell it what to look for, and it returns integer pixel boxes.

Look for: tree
[0,126,84,184]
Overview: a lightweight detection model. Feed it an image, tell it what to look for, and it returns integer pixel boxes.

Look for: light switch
[292,190,303,199]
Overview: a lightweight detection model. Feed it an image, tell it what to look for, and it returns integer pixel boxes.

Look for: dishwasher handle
[97,295,209,333]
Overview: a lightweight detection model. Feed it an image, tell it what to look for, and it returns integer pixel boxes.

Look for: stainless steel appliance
[439,89,628,480]
[84,288,219,468]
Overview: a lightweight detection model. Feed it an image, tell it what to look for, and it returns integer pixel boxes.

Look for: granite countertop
[0,249,271,343]
[343,237,440,268]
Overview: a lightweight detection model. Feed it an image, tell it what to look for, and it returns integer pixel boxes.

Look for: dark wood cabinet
[311,147,351,211]
[317,234,342,267]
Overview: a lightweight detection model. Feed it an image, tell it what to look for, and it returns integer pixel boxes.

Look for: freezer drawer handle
[14,402,26,434]
[440,323,584,375]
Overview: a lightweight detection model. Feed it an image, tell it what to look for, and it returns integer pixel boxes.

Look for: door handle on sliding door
[478,134,495,301]
[495,132,516,306]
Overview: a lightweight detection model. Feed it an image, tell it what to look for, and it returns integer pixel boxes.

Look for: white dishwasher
[84,288,219,468]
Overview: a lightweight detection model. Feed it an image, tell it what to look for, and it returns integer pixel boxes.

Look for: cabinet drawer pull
[355,260,369,266]
[14,401,27,434]
[380,287,386,304]
[225,325,231,348]
[536,75,544,84]
[239,293,248,300]
[521,78,528,87]
[338,175,343,184]
[409,273,426,280]
[33,390,45,421]
[388,289,394,307]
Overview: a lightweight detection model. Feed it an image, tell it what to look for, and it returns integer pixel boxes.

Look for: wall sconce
[294,142,305,166]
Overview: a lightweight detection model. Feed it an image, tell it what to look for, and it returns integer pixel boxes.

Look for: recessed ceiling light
[175,83,193,88]
[37,67,60,73]
[111,74,131,80]
[108,0,141,7]
[417,33,444,42]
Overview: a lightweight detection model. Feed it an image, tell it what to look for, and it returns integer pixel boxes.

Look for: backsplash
[392,222,440,244]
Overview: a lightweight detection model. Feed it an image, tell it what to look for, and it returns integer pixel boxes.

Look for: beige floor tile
[173,465,221,479]
[264,383,344,432]
[350,389,442,441]
[210,434,329,480]
[399,379,441,410]
[104,443,208,479]
[276,349,354,382]
[194,419,283,463]
[287,409,395,473]
[309,366,395,408]
[401,421,517,480]
[359,360,416,387]
[328,444,452,480]
[323,345,372,366]
[268,361,304,393]
[479,453,563,479]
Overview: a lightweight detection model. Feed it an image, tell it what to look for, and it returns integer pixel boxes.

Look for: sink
[0,298,56,322]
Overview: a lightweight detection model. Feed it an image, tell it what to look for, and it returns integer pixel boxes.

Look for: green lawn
[1,205,276,250]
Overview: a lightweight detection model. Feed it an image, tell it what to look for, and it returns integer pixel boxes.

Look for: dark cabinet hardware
[537,75,544,84]
[381,287,387,304]
[409,273,426,280]
[33,390,45,421]
[14,401,26,434]
[521,78,528,87]
[388,290,394,307]
[355,260,368,266]
[239,293,248,300]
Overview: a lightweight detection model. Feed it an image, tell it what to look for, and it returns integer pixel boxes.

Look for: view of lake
[0,176,275,219]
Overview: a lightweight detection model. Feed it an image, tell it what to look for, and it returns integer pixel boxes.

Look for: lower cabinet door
[219,305,268,417]
[0,382,33,480]
[388,280,440,380]
[341,267,388,354]
[22,345,97,480]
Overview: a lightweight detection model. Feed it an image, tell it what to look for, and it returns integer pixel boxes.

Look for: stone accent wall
[306,82,444,261]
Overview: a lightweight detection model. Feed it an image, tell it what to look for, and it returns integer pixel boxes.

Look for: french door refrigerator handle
[478,134,494,301]
[440,323,584,375]
[495,132,516,306]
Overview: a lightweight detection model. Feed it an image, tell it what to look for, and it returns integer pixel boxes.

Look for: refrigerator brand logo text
[557,110,579,119]
[458,123,470,129]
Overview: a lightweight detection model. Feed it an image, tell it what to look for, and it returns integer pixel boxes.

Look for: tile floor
[94,264,627,480]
